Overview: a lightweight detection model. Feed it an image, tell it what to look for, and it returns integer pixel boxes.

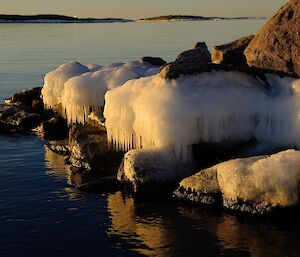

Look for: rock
[46,140,71,156]
[38,117,68,140]
[5,87,42,108]
[244,0,300,77]
[216,151,300,214]
[68,124,123,176]
[0,105,41,131]
[159,61,270,81]
[176,42,211,64]
[173,167,221,205]
[141,56,167,66]
[212,35,254,65]
[175,149,300,214]
[118,147,195,193]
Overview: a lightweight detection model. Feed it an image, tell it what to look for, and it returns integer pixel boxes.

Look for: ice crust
[217,150,300,206]
[104,70,300,157]
[42,60,159,124]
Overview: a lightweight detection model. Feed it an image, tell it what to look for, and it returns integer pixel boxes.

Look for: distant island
[138,15,267,22]
[0,14,267,24]
[0,14,133,23]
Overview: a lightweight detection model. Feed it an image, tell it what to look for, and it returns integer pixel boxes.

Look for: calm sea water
[1,21,300,257]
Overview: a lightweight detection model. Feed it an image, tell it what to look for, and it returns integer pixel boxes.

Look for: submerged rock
[212,35,254,65]
[245,0,300,77]
[175,150,300,214]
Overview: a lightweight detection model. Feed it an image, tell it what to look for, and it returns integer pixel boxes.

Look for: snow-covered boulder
[117,147,195,192]
[42,60,161,124]
[104,70,300,160]
[174,150,300,214]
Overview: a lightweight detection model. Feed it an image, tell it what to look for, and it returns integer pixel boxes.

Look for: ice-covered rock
[175,150,300,214]
[104,70,300,160]
[42,60,161,124]
[174,166,221,205]
[41,61,89,109]
[117,147,195,192]
[217,150,300,212]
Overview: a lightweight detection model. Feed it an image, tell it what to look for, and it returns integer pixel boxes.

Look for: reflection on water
[44,145,72,184]
[107,191,300,257]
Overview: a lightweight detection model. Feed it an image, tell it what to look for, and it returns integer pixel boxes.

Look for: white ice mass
[42,60,160,124]
[42,60,300,161]
[104,71,300,157]
[217,150,300,206]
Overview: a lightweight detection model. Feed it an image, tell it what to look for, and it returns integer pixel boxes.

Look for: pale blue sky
[0,0,287,19]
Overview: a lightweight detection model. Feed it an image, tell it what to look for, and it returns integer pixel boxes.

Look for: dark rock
[46,140,71,156]
[68,124,124,177]
[159,61,272,82]
[212,35,254,65]
[245,0,300,77]
[141,56,167,66]
[223,198,276,215]
[176,42,211,64]
[38,117,68,140]
[0,105,41,132]
[31,98,44,113]
[5,87,42,109]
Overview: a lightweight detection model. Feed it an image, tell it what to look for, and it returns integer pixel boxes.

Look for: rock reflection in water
[107,192,300,257]
[44,145,72,184]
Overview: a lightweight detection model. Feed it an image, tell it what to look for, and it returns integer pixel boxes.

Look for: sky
[0,0,287,19]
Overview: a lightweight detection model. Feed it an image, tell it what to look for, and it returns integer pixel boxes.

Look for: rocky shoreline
[1,0,300,215]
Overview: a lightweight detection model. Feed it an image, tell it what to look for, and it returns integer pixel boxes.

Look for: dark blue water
[1,135,300,257]
[1,21,300,257]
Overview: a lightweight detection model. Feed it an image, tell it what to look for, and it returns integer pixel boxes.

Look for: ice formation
[104,70,300,157]
[42,60,160,124]
[120,147,195,185]
[217,150,300,206]
[41,61,89,108]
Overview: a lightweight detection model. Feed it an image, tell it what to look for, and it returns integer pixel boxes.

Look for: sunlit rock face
[41,60,160,124]
[175,149,300,214]
[245,0,300,77]
[174,166,221,205]
[105,70,300,159]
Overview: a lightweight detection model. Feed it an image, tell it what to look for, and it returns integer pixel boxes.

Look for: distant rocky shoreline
[1,0,300,216]
[0,14,265,23]
[0,14,133,23]
[138,15,266,22]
